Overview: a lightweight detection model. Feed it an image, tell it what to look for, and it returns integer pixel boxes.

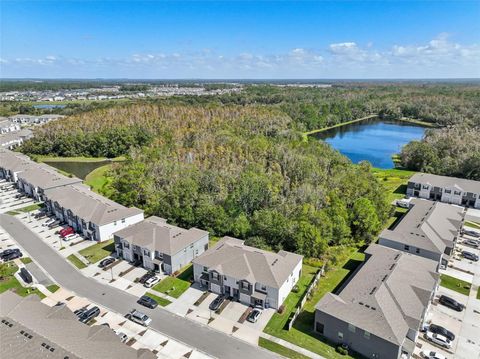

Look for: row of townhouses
[8,114,65,125]
[1,148,303,310]
[407,172,480,209]
[0,117,21,133]
[314,197,466,358]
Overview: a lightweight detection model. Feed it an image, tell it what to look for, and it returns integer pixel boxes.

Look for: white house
[44,183,144,242]
[114,216,209,274]
[0,118,20,134]
[193,237,303,309]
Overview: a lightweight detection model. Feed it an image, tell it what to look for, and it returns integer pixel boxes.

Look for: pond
[33,104,66,109]
[313,119,427,169]
[44,160,112,179]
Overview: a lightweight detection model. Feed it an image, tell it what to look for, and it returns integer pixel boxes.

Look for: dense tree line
[19,103,391,258]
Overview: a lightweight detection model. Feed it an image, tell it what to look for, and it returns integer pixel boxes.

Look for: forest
[19,103,391,258]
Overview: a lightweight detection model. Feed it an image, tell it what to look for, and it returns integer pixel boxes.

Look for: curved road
[0,214,278,359]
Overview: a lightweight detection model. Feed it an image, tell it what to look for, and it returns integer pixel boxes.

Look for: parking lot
[0,180,35,213]
[414,229,480,359]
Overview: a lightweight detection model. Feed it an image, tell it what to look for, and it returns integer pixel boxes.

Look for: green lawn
[84,164,114,195]
[79,240,115,264]
[47,284,60,293]
[16,203,43,213]
[20,257,33,264]
[371,168,416,202]
[145,292,172,307]
[264,247,366,359]
[440,274,471,296]
[0,263,45,299]
[465,221,480,230]
[384,207,409,230]
[258,337,310,359]
[152,265,193,298]
[477,287,480,300]
[67,254,87,269]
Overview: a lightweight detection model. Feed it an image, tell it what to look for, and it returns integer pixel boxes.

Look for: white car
[63,233,78,242]
[396,198,412,208]
[42,218,56,227]
[420,350,446,359]
[144,276,160,288]
[116,331,128,343]
[425,331,451,349]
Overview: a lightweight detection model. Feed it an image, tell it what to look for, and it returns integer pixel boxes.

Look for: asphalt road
[0,214,278,359]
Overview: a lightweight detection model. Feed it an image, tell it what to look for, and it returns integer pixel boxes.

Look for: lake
[314,119,426,169]
[44,160,111,179]
[33,104,66,109]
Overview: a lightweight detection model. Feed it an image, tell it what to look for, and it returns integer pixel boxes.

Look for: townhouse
[406,173,480,209]
[0,291,156,359]
[44,184,144,242]
[8,114,64,125]
[16,163,83,201]
[379,198,464,267]
[0,129,33,149]
[193,237,303,310]
[113,216,209,274]
[0,149,35,182]
[314,244,438,359]
[0,118,20,134]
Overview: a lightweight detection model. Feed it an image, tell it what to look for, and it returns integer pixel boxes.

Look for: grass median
[79,239,115,264]
[0,262,45,299]
[258,337,310,359]
[145,292,172,307]
[67,254,87,269]
[152,265,193,298]
[440,274,471,296]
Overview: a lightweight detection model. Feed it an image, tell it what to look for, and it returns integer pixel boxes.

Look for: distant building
[193,237,303,309]
[406,173,480,209]
[314,244,438,359]
[0,118,20,134]
[379,198,464,266]
[0,129,33,149]
[114,216,209,274]
[0,291,156,359]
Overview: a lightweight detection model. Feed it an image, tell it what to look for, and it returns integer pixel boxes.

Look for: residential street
[0,214,278,359]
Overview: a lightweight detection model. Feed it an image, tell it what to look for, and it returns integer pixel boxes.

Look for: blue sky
[1,1,479,78]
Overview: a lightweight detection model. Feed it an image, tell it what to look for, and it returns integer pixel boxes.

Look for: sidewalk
[261,333,325,359]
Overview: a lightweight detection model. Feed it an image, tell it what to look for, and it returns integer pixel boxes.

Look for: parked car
[138,271,156,284]
[0,248,21,258]
[209,294,225,311]
[98,257,115,268]
[126,309,151,326]
[62,233,78,242]
[48,220,61,229]
[78,306,100,324]
[137,295,158,309]
[425,324,455,341]
[34,212,47,219]
[20,268,33,284]
[116,331,128,343]
[462,251,479,261]
[439,295,464,312]
[463,239,480,248]
[144,276,160,288]
[42,218,56,227]
[1,248,23,262]
[60,227,74,237]
[247,307,263,323]
[420,350,446,359]
[463,229,480,238]
[14,193,25,199]
[425,331,451,349]
[396,198,412,208]
[74,307,88,317]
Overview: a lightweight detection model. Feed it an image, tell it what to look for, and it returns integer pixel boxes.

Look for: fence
[287,264,325,330]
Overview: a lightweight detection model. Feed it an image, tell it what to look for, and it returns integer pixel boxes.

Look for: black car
[1,249,23,262]
[137,295,158,309]
[0,248,21,258]
[209,294,225,311]
[463,229,480,238]
[138,271,156,284]
[74,307,88,317]
[439,295,464,312]
[462,251,479,261]
[48,220,61,229]
[34,211,47,219]
[78,306,100,323]
[427,324,455,341]
[98,257,115,268]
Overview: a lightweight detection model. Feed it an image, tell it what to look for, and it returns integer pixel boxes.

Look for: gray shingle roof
[409,172,480,194]
[114,216,208,255]
[379,198,464,254]
[193,237,303,288]
[0,148,36,173]
[17,163,82,190]
[0,291,155,359]
[315,244,438,345]
[44,184,143,226]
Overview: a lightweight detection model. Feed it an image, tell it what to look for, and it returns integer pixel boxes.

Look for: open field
[372,167,416,202]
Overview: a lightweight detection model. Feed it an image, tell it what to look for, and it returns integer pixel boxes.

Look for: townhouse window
[212,272,219,280]
[224,276,227,280]
[338,332,343,340]
[190,244,194,249]
[416,248,420,254]
[114,221,117,226]
[123,242,130,249]
[121,218,126,223]
[454,191,461,196]
[241,282,249,290]
[445,189,451,194]
[404,245,410,251]
[348,324,356,333]
[195,249,199,255]
[144,249,150,256]
[203,266,208,272]
[364,330,370,339]
[422,185,429,190]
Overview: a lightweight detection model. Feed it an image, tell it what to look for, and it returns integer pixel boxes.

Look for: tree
[350,198,381,241]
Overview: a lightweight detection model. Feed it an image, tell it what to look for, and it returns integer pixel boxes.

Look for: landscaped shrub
[277,305,285,314]
[336,346,348,355]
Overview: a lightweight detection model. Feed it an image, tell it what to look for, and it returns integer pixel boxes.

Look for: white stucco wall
[97,212,144,242]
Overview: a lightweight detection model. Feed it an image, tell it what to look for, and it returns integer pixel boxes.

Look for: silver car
[127,309,152,326]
